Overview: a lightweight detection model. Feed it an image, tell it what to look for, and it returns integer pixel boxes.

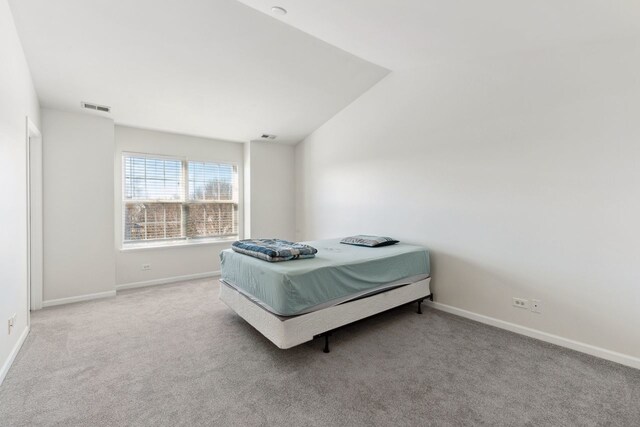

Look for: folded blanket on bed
[231,239,318,262]
[340,235,399,247]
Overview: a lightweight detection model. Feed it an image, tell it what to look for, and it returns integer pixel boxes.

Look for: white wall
[42,110,116,302]
[296,39,640,361]
[0,0,40,382]
[115,126,244,287]
[38,122,296,292]
[245,141,295,240]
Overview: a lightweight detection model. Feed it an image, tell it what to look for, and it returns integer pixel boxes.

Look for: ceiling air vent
[81,101,111,113]
[261,134,277,140]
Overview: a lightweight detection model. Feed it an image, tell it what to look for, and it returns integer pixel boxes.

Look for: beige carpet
[0,278,638,426]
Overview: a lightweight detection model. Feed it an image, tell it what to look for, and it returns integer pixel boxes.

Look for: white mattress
[219,277,432,349]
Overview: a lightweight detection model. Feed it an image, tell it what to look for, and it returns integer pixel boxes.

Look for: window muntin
[122,153,238,246]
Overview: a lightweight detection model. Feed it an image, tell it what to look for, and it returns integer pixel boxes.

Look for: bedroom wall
[245,141,296,240]
[0,0,41,383]
[295,39,640,363]
[114,126,244,288]
[42,109,116,303]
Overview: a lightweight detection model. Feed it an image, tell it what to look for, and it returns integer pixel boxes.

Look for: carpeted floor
[0,278,638,426]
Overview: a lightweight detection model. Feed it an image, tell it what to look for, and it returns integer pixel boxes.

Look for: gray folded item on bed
[231,239,318,262]
[340,235,399,247]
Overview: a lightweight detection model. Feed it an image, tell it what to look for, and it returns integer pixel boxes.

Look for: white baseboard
[116,271,220,291]
[41,272,220,307]
[426,301,640,370]
[42,290,116,308]
[0,326,30,386]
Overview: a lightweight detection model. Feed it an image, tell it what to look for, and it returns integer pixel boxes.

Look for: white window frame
[121,151,240,249]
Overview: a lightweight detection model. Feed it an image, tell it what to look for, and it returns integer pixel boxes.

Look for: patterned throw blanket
[231,239,318,262]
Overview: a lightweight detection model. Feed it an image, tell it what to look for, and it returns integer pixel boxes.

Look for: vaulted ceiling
[10,0,640,144]
[8,0,388,144]
[238,0,640,70]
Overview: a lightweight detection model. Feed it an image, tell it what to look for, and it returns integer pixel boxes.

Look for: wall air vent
[81,101,111,113]
[261,134,277,140]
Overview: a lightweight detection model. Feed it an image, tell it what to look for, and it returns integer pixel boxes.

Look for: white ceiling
[8,0,388,144]
[238,0,640,70]
[12,1,640,144]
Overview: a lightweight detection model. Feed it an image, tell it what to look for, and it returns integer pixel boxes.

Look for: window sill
[120,237,238,252]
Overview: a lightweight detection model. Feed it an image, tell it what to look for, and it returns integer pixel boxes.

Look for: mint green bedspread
[220,238,430,316]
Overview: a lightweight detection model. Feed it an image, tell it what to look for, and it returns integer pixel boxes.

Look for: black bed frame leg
[323,334,330,353]
[417,294,434,314]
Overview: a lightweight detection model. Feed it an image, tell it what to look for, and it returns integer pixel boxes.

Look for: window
[122,153,238,246]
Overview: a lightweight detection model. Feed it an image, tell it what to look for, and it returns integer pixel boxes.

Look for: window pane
[131,178,146,199]
[186,202,237,238]
[188,161,236,202]
[124,203,146,241]
[130,158,145,178]
[123,155,183,201]
[123,202,184,242]
[146,159,163,179]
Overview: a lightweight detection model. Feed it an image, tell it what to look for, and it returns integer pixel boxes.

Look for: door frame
[26,117,43,317]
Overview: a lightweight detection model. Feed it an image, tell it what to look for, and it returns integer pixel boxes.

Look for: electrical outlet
[141,264,151,271]
[513,297,529,309]
[8,315,15,335]
[531,299,542,314]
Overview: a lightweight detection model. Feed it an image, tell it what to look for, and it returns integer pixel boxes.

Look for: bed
[219,238,431,352]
